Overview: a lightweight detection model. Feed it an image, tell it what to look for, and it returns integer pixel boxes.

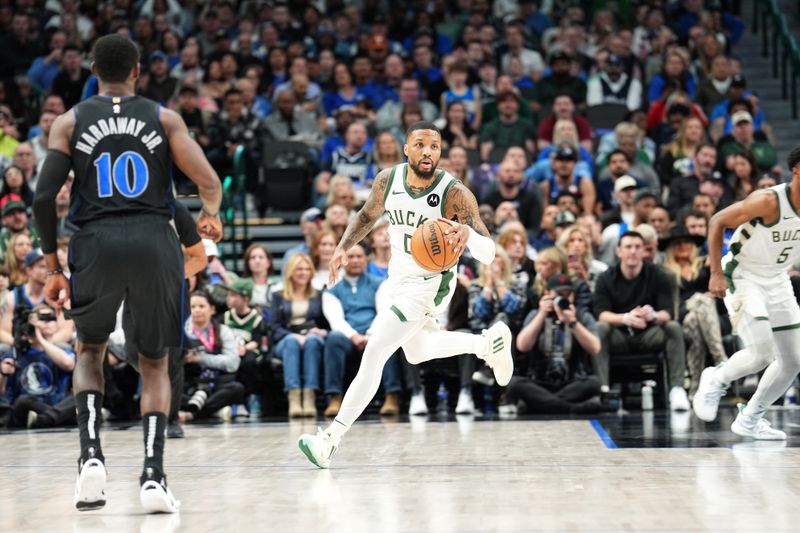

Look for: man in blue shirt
[321,243,402,416]
[1,304,75,428]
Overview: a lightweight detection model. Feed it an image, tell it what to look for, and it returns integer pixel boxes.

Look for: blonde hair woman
[268,253,328,418]
[533,247,568,299]
[660,226,727,395]
[556,225,608,291]
[552,119,580,151]
[325,175,358,212]
[5,232,32,287]
[661,116,705,178]
[496,225,535,290]
[468,246,528,334]
[371,131,403,173]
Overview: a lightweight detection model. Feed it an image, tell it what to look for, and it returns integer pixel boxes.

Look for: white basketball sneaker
[139,468,181,514]
[455,390,475,415]
[731,403,787,440]
[74,456,107,511]
[408,392,429,416]
[482,322,513,386]
[693,367,728,422]
[298,427,340,469]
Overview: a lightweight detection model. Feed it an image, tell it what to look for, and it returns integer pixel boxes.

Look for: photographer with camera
[1,303,76,428]
[507,275,605,414]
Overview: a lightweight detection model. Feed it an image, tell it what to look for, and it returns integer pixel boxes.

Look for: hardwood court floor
[3,410,800,532]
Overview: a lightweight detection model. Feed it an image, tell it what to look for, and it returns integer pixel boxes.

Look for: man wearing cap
[599,189,657,265]
[51,45,90,109]
[586,53,642,111]
[531,51,587,112]
[283,207,325,274]
[600,175,638,229]
[0,195,39,264]
[597,150,645,214]
[479,91,537,162]
[510,273,605,414]
[141,51,178,105]
[667,143,719,220]
[709,79,772,142]
[717,109,779,174]
[553,210,577,241]
[555,190,580,217]
[540,146,596,215]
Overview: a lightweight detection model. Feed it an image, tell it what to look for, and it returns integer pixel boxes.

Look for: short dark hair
[618,231,644,245]
[682,209,708,223]
[608,149,630,163]
[406,120,441,138]
[496,90,519,103]
[727,97,753,115]
[223,87,243,100]
[92,34,140,84]
[788,145,800,171]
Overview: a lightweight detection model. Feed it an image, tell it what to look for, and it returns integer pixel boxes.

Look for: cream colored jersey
[383,163,458,279]
[723,183,800,287]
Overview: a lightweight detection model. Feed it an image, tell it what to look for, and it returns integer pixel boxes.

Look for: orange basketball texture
[410,220,460,272]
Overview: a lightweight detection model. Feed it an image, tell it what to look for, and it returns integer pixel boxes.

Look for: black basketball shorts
[67,214,185,358]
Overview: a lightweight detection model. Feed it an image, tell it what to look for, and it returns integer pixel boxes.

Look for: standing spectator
[482,159,542,231]
[594,231,689,410]
[241,244,275,311]
[531,51,588,112]
[51,45,90,109]
[539,146,596,215]
[322,244,402,416]
[586,54,643,111]
[269,253,327,418]
[479,91,537,162]
[536,95,593,153]
[182,291,244,422]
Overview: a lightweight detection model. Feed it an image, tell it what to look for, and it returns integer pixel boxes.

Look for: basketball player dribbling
[298,121,513,468]
[693,146,800,440]
[33,35,222,511]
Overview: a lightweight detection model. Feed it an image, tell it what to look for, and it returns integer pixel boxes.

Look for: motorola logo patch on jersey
[427,194,440,207]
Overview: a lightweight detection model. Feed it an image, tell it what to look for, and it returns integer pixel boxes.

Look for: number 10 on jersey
[94,151,150,198]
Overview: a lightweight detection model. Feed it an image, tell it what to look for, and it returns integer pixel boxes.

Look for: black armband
[33,149,72,254]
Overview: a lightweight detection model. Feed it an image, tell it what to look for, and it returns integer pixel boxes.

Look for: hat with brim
[547,274,574,292]
[221,277,253,299]
[2,200,26,217]
[658,225,706,251]
[614,175,638,193]
[633,190,657,204]
[554,211,576,226]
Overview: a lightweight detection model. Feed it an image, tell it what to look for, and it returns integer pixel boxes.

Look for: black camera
[13,307,35,353]
[553,296,571,311]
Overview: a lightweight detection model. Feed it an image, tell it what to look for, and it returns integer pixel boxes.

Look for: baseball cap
[369,34,389,51]
[549,50,572,64]
[301,207,324,224]
[731,110,753,124]
[614,175,638,193]
[24,250,44,268]
[149,50,168,63]
[554,211,576,226]
[634,190,657,203]
[1,194,26,216]
[547,274,573,291]
[222,277,253,298]
[730,74,747,87]
[554,146,578,161]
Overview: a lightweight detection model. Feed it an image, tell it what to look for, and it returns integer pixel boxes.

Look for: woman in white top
[242,244,275,309]
[311,229,338,291]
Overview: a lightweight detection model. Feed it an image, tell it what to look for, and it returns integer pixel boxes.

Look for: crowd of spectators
[0,0,788,428]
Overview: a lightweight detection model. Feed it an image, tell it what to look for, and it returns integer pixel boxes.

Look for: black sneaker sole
[76,499,106,511]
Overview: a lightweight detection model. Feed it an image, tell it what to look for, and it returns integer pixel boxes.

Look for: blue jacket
[327,274,384,334]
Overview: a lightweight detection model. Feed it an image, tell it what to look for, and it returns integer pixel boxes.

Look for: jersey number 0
[94,151,150,198]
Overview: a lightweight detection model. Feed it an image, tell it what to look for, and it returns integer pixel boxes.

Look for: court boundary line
[590,419,617,449]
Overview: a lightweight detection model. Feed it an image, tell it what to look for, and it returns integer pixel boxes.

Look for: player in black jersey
[32,34,223,514]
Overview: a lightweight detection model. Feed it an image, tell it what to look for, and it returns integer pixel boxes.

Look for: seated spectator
[221,278,269,418]
[596,123,660,195]
[369,132,404,177]
[660,116,705,183]
[26,29,67,93]
[206,88,264,180]
[659,226,728,396]
[441,61,481,129]
[481,75,535,124]
[241,244,276,311]
[2,304,75,428]
[269,254,328,418]
[586,53,643,111]
[648,50,697,103]
[200,59,231,103]
[555,190,580,217]
[141,51,178,105]
[315,122,373,198]
[264,89,322,148]
[478,91,537,162]
[272,56,323,105]
[283,207,325,275]
[717,110,779,174]
[553,211,577,241]
[530,205,560,251]
[323,175,358,213]
[468,247,528,334]
[593,231,689,410]
[29,111,56,173]
[635,223,662,264]
[599,190,657,266]
[237,78,271,120]
[536,117,594,169]
[311,229,339,290]
[5,232,31,287]
[323,62,367,116]
[11,144,36,192]
[0,195,38,264]
[667,143,720,219]
[539,146,595,215]
[182,291,244,422]
[375,78,439,132]
[648,206,672,239]
[443,146,485,200]
[557,225,608,291]
[51,45,91,109]
[440,101,478,151]
[537,95,593,153]
[692,192,718,222]
[698,173,732,214]
[510,274,604,414]
[493,201,520,229]
[683,210,708,240]
[501,23,545,83]
[728,150,759,202]
[709,78,771,142]
[531,51,587,112]
[497,226,536,292]
[600,174,637,229]
[482,158,542,231]
[367,220,391,279]
[695,55,733,115]
[507,55,536,96]
[1,165,33,207]
[322,244,402,416]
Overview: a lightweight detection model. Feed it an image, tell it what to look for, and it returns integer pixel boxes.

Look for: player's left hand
[437,217,469,255]
[197,212,223,242]
[44,272,70,310]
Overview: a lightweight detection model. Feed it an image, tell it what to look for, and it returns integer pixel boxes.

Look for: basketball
[410,219,460,272]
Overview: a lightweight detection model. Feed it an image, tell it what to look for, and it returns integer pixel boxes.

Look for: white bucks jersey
[383,163,458,278]
[724,183,800,283]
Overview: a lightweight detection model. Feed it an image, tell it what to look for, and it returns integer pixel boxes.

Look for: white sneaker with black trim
[140,469,180,514]
[482,322,513,386]
[74,456,107,511]
[298,427,340,469]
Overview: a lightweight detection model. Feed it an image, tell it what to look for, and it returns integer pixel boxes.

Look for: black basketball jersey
[69,95,174,226]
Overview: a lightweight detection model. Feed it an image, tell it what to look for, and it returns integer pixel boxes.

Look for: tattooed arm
[441,181,496,265]
[327,168,391,286]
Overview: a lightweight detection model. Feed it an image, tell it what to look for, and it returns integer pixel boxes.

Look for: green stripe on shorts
[773,323,800,332]
[390,305,407,322]
[754,316,769,321]
[433,271,455,307]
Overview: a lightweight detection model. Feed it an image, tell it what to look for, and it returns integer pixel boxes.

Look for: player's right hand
[709,271,727,298]
[328,246,348,287]
[44,272,70,310]
[197,211,223,242]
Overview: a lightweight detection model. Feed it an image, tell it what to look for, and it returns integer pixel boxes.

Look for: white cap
[731,110,753,124]
[614,175,638,193]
